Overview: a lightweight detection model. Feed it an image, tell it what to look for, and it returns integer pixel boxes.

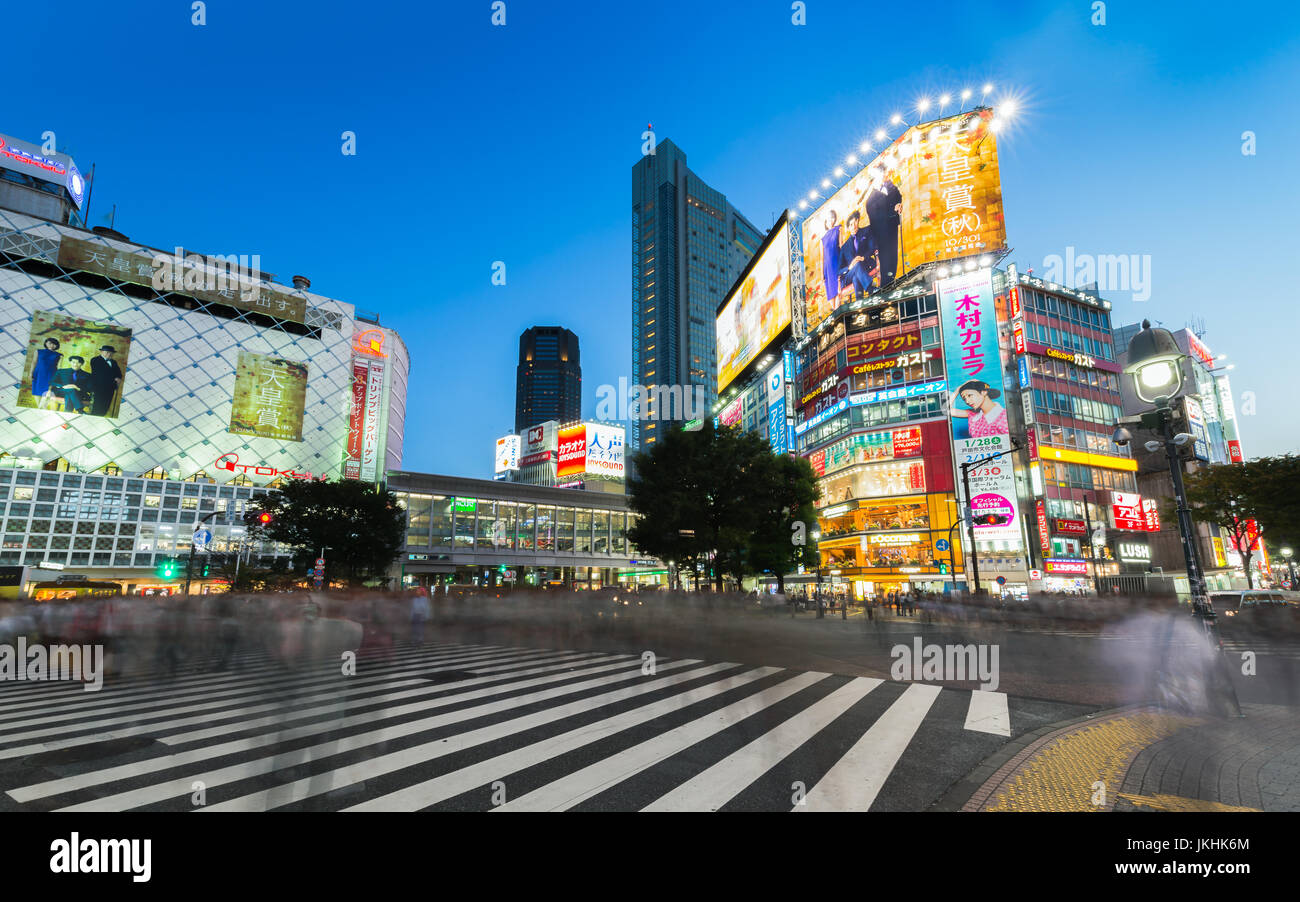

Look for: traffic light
[156,557,178,579]
[200,559,211,578]
[939,563,949,574]
[257,511,273,525]
[971,514,1010,526]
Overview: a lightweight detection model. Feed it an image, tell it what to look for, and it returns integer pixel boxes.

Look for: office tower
[631,138,762,448]
[515,326,581,434]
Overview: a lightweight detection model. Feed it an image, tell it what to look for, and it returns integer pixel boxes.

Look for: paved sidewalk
[942,703,1300,812]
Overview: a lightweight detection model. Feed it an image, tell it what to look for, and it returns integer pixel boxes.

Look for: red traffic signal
[257,512,273,525]
[972,514,1009,526]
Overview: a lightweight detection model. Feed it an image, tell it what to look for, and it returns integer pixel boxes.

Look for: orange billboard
[801,108,1007,332]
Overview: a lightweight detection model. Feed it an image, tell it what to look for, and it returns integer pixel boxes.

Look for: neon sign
[353,329,386,358]
[0,138,66,177]
[215,454,322,481]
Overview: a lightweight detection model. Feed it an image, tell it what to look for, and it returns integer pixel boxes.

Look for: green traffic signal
[156,557,178,579]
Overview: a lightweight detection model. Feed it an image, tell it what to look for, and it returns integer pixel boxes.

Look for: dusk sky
[9,0,1299,476]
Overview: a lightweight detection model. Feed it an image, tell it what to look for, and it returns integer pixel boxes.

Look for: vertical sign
[1036,499,1050,553]
[360,359,386,482]
[940,268,1020,543]
[344,360,368,479]
[766,358,787,455]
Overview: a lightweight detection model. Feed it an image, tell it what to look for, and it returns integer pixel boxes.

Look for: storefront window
[453,499,475,548]
[518,504,536,550]
[430,496,452,547]
[818,459,925,505]
[406,494,432,546]
[594,511,610,553]
[576,509,593,553]
[496,502,516,551]
[476,500,497,547]
[536,506,555,551]
[556,507,575,553]
[612,512,627,555]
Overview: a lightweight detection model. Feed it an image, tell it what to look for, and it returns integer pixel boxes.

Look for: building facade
[632,139,761,449]
[389,471,661,590]
[0,194,408,593]
[515,326,580,435]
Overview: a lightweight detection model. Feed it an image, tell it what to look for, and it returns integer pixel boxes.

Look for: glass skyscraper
[515,326,581,435]
[631,138,761,448]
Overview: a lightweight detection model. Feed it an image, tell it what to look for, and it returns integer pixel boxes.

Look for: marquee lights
[791,87,1017,216]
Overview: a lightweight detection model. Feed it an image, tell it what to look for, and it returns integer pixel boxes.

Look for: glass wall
[518,503,536,550]
[576,509,592,553]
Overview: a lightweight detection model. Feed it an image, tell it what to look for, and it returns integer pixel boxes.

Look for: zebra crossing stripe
[0,647,590,761]
[642,677,884,812]
[492,671,832,811]
[8,650,650,804]
[350,669,826,812]
[199,662,755,812]
[797,683,941,812]
[964,690,1011,736]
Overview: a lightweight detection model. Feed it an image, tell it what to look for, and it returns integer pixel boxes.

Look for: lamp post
[1121,319,1241,716]
[1281,547,1295,589]
[812,530,824,618]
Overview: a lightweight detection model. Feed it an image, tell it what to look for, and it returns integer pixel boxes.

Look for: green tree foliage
[1182,454,1300,588]
[243,478,406,586]
[628,421,820,592]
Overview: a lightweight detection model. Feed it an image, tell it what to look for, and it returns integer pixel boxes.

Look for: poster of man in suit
[15,310,132,418]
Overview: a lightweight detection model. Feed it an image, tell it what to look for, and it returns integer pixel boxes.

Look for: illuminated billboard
[556,423,587,478]
[228,351,309,443]
[584,423,625,478]
[17,310,132,419]
[940,268,1019,544]
[801,109,1006,332]
[495,435,521,473]
[716,219,792,393]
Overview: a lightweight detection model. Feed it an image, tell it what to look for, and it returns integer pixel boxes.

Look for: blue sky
[7,0,1299,476]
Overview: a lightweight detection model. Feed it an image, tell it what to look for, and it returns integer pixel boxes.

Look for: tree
[628,420,816,592]
[1181,455,1300,588]
[243,478,406,586]
[746,453,821,594]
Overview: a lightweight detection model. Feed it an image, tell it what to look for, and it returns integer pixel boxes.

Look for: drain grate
[419,670,479,683]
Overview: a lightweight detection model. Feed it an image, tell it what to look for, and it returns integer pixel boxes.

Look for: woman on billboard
[32,337,63,409]
[950,379,1008,437]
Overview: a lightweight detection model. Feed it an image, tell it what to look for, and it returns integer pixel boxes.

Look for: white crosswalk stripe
[0,641,1024,812]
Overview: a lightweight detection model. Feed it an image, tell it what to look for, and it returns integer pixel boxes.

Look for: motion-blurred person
[410,590,431,645]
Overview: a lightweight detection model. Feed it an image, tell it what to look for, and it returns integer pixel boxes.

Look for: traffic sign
[996,576,1007,586]
[1029,569,1043,580]
[936,539,950,552]
[193,528,212,547]
[315,557,325,567]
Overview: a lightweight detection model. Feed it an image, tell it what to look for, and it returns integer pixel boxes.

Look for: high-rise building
[515,326,580,435]
[631,138,762,448]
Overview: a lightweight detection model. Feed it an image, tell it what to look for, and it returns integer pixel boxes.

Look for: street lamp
[1280,547,1295,588]
[1121,320,1212,616]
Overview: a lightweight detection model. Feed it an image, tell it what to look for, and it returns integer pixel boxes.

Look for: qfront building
[0,139,408,595]
[712,107,1173,601]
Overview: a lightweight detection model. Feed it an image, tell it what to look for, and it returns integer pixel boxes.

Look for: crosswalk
[0,641,1020,812]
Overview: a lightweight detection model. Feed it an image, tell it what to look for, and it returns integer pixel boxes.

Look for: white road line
[43,659,719,810]
[494,671,830,811]
[797,683,941,812]
[203,664,753,813]
[0,647,581,758]
[350,668,816,812]
[963,689,1010,736]
[643,677,882,812]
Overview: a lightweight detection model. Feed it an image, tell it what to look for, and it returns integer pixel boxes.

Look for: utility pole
[183,508,220,596]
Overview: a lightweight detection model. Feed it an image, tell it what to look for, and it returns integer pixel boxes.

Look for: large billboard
[801,109,1006,332]
[716,219,792,393]
[495,435,521,474]
[228,351,309,443]
[584,423,625,478]
[0,133,86,207]
[17,310,132,419]
[939,268,1019,544]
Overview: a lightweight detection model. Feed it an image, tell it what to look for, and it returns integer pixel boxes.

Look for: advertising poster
[765,359,788,455]
[228,350,309,442]
[556,423,587,477]
[716,222,791,393]
[801,109,1006,332]
[585,424,625,478]
[1111,492,1145,530]
[344,360,369,479]
[495,435,521,474]
[359,359,386,481]
[939,269,1019,543]
[17,310,133,419]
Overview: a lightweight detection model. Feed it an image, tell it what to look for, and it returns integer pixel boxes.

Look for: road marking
[641,677,882,812]
[797,683,941,812]
[964,690,1010,736]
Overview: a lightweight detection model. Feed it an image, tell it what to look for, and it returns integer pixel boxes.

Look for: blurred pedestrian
[410,590,431,645]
